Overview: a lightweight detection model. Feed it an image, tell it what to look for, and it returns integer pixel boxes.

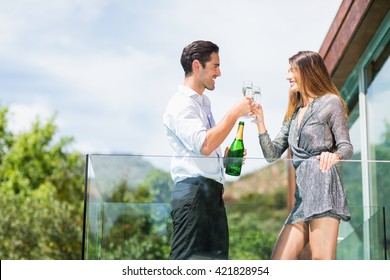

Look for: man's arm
[201,97,252,156]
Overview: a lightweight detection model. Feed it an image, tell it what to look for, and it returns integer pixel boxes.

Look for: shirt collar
[178,85,210,107]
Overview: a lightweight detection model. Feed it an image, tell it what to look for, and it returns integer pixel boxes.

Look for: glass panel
[337,206,386,260]
[344,92,363,213]
[366,55,390,258]
[83,155,388,260]
[367,56,390,161]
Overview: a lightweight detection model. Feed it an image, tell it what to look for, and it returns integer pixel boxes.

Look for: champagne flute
[242,80,253,119]
[251,85,262,123]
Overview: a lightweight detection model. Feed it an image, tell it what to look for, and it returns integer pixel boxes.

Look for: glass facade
[340,14,390,259]
[367,57,390,206]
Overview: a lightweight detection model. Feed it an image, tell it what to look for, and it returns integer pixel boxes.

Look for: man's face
[198,52,221,91]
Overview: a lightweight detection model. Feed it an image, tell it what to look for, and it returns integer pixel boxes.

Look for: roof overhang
[319,0,390,88]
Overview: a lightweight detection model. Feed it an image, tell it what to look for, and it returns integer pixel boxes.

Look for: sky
[0,0,343,175]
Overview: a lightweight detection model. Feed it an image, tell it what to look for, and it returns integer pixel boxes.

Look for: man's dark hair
[180,40,219,77]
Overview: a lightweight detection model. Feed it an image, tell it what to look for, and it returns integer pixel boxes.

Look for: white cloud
[7,101,55,133]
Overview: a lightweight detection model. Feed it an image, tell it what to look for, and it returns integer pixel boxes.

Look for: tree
[0,105,85,259]
[92,169,174,259]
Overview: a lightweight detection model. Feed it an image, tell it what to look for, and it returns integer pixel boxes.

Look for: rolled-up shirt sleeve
[163,95,207,155]
[172,106,206,155]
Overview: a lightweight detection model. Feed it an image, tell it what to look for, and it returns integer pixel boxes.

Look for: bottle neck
[236,124,244,140]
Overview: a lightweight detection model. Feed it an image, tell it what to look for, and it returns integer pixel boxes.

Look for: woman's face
[286,65,300,93]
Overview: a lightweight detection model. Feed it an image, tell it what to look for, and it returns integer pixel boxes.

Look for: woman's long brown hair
[284,51,348,122]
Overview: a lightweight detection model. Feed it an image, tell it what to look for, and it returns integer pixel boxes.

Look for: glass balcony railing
[337,206,386,260]
[82,154,389,260]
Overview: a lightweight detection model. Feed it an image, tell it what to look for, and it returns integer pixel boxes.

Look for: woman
[253,51,353,260]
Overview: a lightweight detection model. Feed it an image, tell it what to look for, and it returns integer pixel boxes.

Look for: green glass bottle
[225,121,245,176]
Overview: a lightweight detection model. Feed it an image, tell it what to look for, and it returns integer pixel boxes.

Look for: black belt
[180,176,223,189]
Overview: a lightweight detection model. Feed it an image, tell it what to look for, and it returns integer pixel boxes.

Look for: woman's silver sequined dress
[258,94,353,224]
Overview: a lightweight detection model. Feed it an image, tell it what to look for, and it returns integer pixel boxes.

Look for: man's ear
[192,59,201,73]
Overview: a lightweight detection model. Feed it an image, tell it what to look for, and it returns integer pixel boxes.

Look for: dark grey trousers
[169,176,229,260]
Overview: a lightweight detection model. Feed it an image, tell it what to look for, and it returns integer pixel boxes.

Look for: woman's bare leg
[308,217,340,260]
[271,222,309,260]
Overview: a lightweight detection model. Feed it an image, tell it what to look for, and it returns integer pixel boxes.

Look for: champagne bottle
[225,121,245,176]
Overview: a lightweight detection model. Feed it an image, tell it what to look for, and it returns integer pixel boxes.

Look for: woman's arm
[316,95,353,172]
[254,103,290,162]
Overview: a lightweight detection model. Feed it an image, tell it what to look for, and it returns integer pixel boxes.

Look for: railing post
[383,207,387,260]
[359,68,371,260]
[81,154,90,260]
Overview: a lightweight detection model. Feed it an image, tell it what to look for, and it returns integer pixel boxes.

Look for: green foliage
[145,169,174,203]
[0,107,14,160]
[98,207,172,260]
[227,189,288,259]
[87,170,174,259]
[106,169,174,204]
[0,105,84,259]
[0,194,82,259]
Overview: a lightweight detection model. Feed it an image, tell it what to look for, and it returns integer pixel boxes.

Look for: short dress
[258,94,353,224]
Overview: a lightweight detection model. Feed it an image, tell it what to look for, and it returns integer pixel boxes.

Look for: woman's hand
[252,104,267,134]
[316,152,340,172]
[251,103,264,122]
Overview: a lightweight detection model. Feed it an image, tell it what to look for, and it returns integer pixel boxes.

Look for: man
[163,40,253,259]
